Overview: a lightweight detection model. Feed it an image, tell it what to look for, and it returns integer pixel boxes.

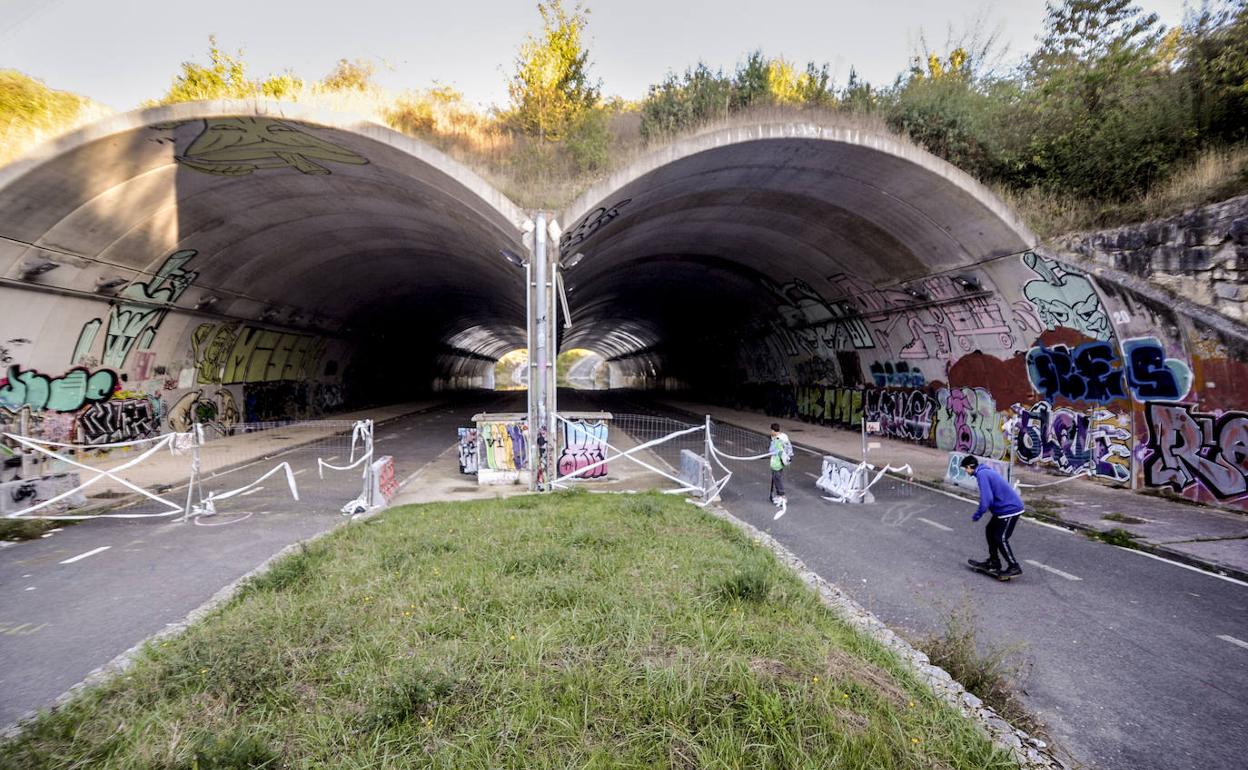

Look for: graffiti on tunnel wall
[1021,252,1112,341]
[1013,401,1132,481]
[738,248,1248,508]
[0,366,117,413]
[558,420,608,479]
[72,250,199,369]
[192,323,328,385]
[1144,403,1248,500]
[167,118,370,176]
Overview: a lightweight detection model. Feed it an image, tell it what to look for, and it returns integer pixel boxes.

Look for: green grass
[918,607,1038,738]
[0,516,59,542]
[0,491,1017,769]
[1085,527,1137,548]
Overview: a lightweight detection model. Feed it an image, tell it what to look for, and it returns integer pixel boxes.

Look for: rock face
[1056,195,1248,322]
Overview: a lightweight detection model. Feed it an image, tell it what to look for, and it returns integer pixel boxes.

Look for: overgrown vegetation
[1086,526,1138,546]
[918,605,1038,737]
[0,70,109,167]
[0,492,1017,768]
[0,515,58,542]
[3,0,1246,226]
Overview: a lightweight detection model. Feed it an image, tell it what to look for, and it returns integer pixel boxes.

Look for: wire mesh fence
[1,418,377,522]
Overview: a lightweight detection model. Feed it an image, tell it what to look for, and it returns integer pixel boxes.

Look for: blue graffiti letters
[1027,341,1125,403]
[1123,337,1192,401]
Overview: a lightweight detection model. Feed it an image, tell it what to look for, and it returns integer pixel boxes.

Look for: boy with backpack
[770,423,793,518]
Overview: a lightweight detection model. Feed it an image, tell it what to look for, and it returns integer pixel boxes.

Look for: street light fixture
[501,248,528,267]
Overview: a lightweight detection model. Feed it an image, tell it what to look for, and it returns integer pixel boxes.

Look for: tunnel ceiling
[557,123,1036,363]
[0,101,528,362]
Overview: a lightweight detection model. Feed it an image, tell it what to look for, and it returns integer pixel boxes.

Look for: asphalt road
[5,390,1247,770]
[0,394,512,730]
[595,393,1248,770]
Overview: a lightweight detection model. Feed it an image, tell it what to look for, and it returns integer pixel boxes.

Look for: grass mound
[0,491,1017,769]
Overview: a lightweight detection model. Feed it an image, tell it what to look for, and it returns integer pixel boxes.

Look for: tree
[321,59,376,93]
[160,36,254,103]
[158,37,304,104]
[507,1,599,141]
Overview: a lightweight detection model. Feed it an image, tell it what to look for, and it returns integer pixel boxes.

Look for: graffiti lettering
[870,361,925,388]
[560,198,632,251]
[481,421,527,471]
[78,399,160,444]
[558,420,608,479]
[1026,341,1126,403]
[1123,337,1192,400]
[192,323,328,385]
[1015,402,1131,481]
[864,388,937,443]
[0,365,117,413]
[1143,403,1248,500]
[458,428,480,474]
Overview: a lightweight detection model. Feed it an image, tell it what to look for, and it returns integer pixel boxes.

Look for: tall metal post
[546,218,561,475]
[532,212,549,490]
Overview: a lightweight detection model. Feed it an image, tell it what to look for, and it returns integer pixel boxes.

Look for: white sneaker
[773,497,787,519]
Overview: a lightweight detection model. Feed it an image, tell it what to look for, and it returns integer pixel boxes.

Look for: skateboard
[967,563,1013,581]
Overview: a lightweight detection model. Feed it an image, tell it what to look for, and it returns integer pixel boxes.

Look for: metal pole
[534,212,549,491]
[525,257,535,490]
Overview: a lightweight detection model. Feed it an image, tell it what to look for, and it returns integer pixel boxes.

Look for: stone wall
[1055,194,1248,323]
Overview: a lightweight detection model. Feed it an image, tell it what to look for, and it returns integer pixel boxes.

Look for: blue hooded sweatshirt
[971,466,1024,521]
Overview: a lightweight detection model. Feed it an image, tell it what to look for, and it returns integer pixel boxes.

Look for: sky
[1,0,1193,112]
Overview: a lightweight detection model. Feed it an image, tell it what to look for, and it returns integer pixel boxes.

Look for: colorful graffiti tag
[1014,402,1132,482]
[458,428,480,474]
[558,420,608,479]
[481,421,528,471]
[0,365,117,413]
[1143,403,1248,500]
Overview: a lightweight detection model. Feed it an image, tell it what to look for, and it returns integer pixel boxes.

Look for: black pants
[986,515,1020,567]
[770,469,786,498]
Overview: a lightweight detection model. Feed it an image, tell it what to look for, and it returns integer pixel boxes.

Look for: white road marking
[1112,546,1248,587]
[59,546,111,564]
[917,517,953,532]
[25,586,35,591]
[326,455,340,462]
[239,487,264,497]
[1023,517,1077,534]
[804,472,819,479]
[1217,634,1248,650]
[293,469,308,476]
[1025,559,1083,581]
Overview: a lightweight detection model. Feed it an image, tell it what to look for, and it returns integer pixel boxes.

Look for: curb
[697,500,1069,770]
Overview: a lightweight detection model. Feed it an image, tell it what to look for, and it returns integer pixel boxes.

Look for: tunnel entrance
[2,107,1246,508]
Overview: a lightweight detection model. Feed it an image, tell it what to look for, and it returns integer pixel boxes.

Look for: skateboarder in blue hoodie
[961,455,1024,578]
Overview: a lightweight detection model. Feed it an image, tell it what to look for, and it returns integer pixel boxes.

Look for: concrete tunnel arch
[556,120,1045,390]
[0,100,529,421]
